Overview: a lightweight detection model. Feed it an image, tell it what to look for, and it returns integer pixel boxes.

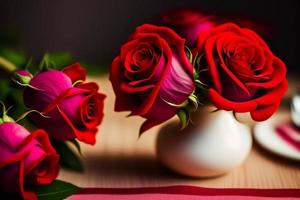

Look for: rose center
[218,47,261,101]
[223,49,256,83]
[132,47,153,70]
[35,163,48,177]
[87,100,95,116]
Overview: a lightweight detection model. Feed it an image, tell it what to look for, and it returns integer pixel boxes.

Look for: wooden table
[58,75,300,189]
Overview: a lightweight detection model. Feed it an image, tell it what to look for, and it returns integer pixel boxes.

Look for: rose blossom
[110,24,195,133]
[195,23,288,121]
[160,9,215,47]
[23,63,106,145]
[0,122,59,200]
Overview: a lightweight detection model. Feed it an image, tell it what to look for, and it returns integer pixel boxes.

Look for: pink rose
[23,63,106,145]
[0,122,59,200]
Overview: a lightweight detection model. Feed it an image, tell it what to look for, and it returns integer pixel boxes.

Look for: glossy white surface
[254,115,300,161]
[291,93,300,127]
[156,110,252,177]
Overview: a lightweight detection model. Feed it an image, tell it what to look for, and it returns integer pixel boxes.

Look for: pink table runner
[68,185,300,200]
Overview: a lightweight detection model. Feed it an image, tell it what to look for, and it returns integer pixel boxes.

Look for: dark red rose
[195,23,288,121]
[23,63,106,145]
[160,9,215,47]
[110,24,195,133]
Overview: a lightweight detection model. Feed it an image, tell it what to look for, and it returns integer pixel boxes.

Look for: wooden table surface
[58,75,300,189]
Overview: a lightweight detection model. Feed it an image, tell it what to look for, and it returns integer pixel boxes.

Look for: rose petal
[246,57,287,89]
[29,108,75,141]
[250,101,281,121]
[159,53,195,104]
[24,70,72,111]
[254,79,288,106]
[110,57,141,112]
[208,88,258,112]
[62,63,86,83]
[204,36,222,93]
[57,106,97,145]
[80,93,105,129]
[27,130,59,184]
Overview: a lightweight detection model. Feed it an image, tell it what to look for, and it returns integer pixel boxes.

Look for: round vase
[156,107,252,177]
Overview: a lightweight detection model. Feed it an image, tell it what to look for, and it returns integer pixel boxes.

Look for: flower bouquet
[110,9,288,177]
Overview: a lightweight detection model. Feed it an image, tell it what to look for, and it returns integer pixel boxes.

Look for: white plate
[253,113,300,161]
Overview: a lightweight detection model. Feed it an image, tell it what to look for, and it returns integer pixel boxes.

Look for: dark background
[0,0,299,74]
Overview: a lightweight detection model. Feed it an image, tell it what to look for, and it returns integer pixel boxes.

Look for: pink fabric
[68,194,298,200]
[68,186,300,200]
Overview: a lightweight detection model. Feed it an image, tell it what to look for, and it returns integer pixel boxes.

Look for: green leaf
[195,80,206,89]
[184,46,193,64]
[0,48,27,67]
[67,139,82,155]
[177,108,190,130]
[232,111,242,123]
[39,54,56,71]
[51,140,84,172]
[0,56,17,72]
[189,94,198,105]
[194,71,199,80]
[24,58,33,70]
[210,108,220,113]
[0,80,10,99]
[36,180,80,200]
[82,62,108,75]
[47,52,73,69]
[186,95,199,113]
[8,88,28,118]
[194,53,204,70]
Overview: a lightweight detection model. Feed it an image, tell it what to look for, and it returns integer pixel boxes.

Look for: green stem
[0,101,14,124]
[0,56,17,73]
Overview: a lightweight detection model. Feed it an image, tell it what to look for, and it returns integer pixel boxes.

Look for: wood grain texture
[58,76,300,188]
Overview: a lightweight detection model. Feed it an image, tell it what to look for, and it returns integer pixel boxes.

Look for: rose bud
[0,122,59,200]
[110,24,195,133]
[195,23,288,121]
[160,9,215,47]
[13,70,33,85]
[23,63,106,145]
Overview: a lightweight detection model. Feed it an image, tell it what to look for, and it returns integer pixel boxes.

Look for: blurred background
[0,0,299,75]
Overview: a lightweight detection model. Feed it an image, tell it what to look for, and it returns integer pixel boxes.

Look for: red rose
[23,63,106,144]
[110,24,195,133]
[195,23,288,121]
[0,122,59,200]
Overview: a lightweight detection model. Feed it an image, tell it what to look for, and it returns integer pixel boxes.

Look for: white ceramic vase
[156,107,252,177]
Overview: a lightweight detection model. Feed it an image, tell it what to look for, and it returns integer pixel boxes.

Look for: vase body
[156,107,252,177]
